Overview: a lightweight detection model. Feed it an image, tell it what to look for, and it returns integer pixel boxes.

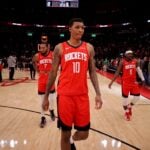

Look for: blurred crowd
[0,31,150,86]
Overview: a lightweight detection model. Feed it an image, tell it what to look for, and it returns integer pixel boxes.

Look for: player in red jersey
[108,50,145,121]
[33,43,56,128]
[42,18,103,150]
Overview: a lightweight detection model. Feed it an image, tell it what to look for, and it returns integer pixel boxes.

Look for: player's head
[38,43,49,55]
[68,18,85,40]
[41,33,48,44]
[124,50,133,60]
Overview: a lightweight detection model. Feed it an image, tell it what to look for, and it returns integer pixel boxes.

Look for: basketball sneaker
[40,116,46,128]
[71,143,76,150]
[125,112,130,121]
[50,110,55,121]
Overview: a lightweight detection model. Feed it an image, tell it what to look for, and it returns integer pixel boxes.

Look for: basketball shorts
[38,74,55,94]
[57,94,90,131]
[122,81,140,97]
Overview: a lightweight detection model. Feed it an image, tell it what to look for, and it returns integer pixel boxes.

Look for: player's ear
[38,44,40,51]
[69,27,71,32]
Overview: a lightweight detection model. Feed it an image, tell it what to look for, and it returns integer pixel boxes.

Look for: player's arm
[32,53,39,73]
[45,44,61,97]
[88,43,101,96]
[108,59,123,88]
[87,43,103,109]
[42,44,61,111]
[136,59,145,82]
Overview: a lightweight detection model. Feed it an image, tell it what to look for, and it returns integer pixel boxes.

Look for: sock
[131,96,140,105]
[125,109,129,113]
[50,109,53,112]
[70,136,74,144]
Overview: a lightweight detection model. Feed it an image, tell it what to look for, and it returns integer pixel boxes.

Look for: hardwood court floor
[0,69,150,150]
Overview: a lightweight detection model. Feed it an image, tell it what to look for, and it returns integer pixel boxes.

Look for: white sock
[70,136,74,144]
[131,96,140,105]
[48,93,55,110]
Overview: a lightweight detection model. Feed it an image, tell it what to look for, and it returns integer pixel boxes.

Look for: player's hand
[108,82,112,89]
[95,95,103,109]
[42,95,49,111]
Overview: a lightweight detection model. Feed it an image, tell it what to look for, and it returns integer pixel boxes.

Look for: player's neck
[41,50,49,56]
[125,58,133,61]
[68,39,81,47]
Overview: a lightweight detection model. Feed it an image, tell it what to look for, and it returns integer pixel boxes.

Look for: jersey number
[73,62,80,73]
[129,69,132,75]
[44,64,47,68]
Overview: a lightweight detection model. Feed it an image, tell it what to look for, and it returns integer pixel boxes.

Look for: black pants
[30,67,36,79]
[9,67,15,80]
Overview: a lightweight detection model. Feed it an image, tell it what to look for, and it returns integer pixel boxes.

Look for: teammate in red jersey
[108,50,145,121]
[33,43,56,128]
[43,18,103,150]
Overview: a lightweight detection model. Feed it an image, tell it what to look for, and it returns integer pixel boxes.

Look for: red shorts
[122,81,140,97]
[38,73,55,93]
[57,94,90,130]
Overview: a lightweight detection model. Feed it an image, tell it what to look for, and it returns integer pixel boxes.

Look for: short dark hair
[39,43,49,48]
[68,18,84,27]
[40,32,49,44]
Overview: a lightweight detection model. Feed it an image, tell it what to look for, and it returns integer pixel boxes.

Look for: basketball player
[108,50,145,121]
[32,43,56,128]
[42,18,103,150]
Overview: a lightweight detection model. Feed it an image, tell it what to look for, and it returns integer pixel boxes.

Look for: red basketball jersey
[38,51,53,72]
[38,51,55,92]
[122,58,137,83]
[57,41,90,95]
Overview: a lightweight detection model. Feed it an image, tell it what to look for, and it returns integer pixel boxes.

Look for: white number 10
[72,62,80,73]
